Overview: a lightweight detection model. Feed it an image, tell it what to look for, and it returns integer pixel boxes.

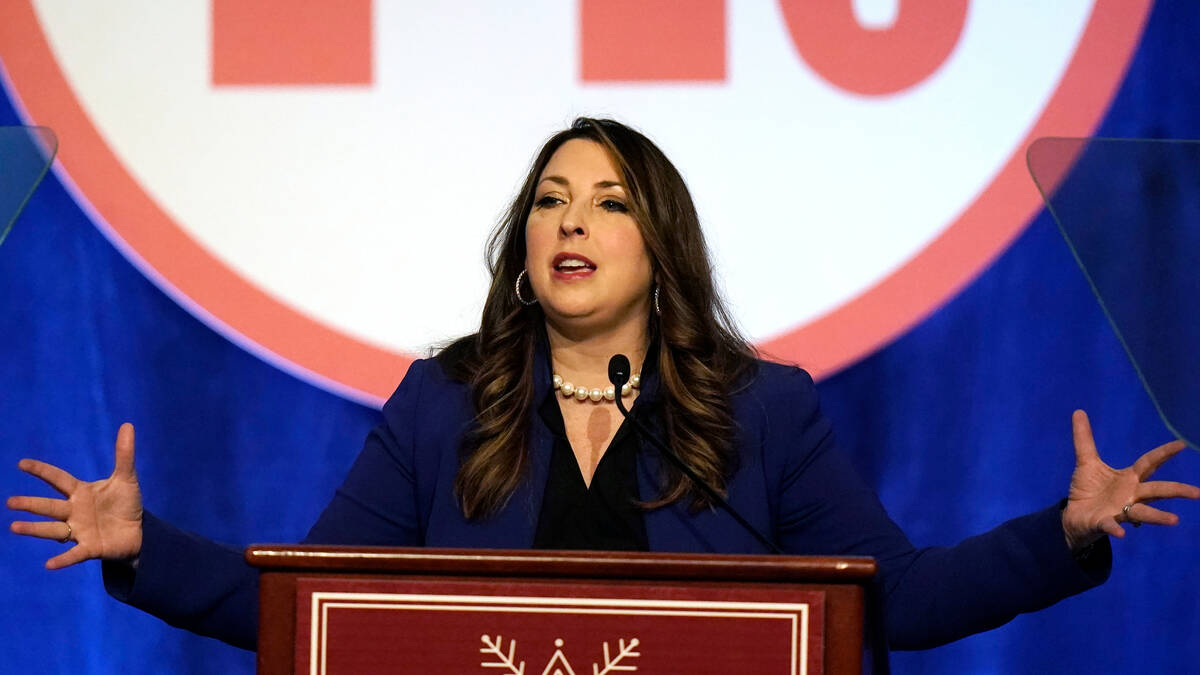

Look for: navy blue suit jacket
[105,352,1109,655]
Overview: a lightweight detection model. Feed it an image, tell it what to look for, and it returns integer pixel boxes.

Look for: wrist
[1061,502,1099,553]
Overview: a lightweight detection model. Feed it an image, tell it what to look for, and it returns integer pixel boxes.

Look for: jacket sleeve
[102,360,431,650]
[769,367,1110,650]
[102,512,258,650]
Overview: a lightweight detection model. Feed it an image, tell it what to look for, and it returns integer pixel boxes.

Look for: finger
[6,495,70,520]
[46,545,92,570]
[113,423,136,479]
[1136,480,1200,503]
[1126,503,1180,527]
[10,520,72,541]
[16,459,80,497]
[1097,516,1125,539]
[1132,440,1188,480]
[1072,410,1099,463]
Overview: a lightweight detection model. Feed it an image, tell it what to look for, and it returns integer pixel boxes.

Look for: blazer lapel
[630,352,716,553]
[428,334,555,549]
[634,353,765,554]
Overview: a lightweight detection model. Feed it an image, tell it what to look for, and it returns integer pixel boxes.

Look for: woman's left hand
[1062,410,1200,552]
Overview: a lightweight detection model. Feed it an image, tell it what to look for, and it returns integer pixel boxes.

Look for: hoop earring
[653,285,662,316]
[515,269,538,306]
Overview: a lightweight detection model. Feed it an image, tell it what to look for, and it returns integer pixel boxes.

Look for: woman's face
[525,138,654,334]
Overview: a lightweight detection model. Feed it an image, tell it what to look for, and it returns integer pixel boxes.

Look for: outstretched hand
[1062,410,1200,552]
[7,423,144,569]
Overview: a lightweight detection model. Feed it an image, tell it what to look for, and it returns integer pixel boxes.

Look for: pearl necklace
[553,372,641,403]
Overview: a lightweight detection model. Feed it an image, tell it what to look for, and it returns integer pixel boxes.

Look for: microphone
[608,354,782,554]
[607,353,632,391]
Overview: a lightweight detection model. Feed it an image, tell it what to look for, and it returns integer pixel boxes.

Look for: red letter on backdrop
[778,0,966,96]
[580,0,726,82]
[212,0,373,86]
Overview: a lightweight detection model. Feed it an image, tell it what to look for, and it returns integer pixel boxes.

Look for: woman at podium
[9,118,1198,653]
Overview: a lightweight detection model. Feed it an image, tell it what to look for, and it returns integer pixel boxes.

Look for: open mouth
[552,252,597,276]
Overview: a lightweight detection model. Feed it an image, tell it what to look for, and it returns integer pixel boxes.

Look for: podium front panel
[288,576,828,674]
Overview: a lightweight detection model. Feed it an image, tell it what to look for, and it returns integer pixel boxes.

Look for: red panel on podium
[295,578,825,674]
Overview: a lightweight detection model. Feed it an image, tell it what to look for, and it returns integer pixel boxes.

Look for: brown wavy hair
[443,118,757,519]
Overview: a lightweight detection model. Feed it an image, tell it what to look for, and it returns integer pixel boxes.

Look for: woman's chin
[542,302,652,339]
[542,301,599,322]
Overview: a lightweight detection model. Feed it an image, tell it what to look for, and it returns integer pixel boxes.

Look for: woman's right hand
[7,423,143,569]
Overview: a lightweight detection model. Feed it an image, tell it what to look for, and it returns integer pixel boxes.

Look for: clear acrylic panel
[0,125,58,247]
[1028,137,1200,450]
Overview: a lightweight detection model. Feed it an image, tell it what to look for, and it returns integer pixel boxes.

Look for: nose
[559,203,588,239]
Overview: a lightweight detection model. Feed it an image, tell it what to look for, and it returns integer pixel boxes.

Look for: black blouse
[531,387,650,551]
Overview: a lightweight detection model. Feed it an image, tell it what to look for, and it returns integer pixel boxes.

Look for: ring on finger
[1122,503,1142,528]
[57,522,73,543]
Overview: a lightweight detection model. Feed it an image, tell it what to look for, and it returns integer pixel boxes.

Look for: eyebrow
[537,176,624,190]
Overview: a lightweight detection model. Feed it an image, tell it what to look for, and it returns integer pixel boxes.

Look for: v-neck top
[530,340,659,552]
[531,389,649,551]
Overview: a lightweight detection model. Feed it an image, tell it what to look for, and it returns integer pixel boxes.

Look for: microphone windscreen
[608,354,631,387]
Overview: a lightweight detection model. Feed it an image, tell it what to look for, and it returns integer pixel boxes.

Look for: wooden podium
[247,546,876,675]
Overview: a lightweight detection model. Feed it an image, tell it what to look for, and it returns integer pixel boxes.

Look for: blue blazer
[104,349,1108,655]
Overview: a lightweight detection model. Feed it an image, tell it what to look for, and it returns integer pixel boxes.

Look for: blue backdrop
[3,2,1199,673]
